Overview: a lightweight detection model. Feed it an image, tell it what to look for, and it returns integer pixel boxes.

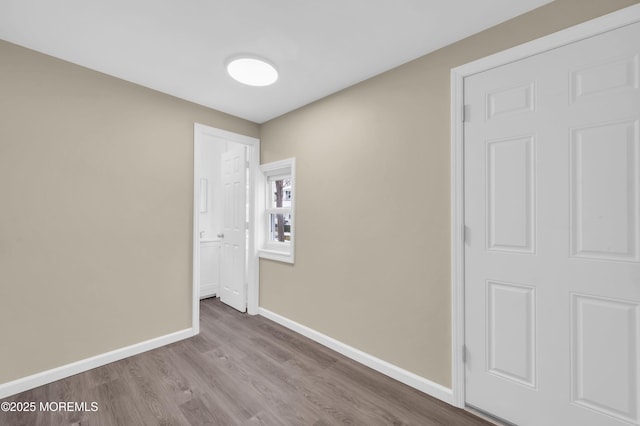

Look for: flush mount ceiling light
[226,57,278,87]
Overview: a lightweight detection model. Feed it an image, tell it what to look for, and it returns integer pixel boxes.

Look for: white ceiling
[0,0,552,123]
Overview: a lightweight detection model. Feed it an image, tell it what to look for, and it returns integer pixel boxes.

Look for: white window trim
[259,158,295,264]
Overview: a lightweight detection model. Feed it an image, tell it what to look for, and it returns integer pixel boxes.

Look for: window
[260,158,295,263]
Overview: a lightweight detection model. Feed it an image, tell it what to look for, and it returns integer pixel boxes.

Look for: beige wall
[0,40,258,383]
[259,0,640,388]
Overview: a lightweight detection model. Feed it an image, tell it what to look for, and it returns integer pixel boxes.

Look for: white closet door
[464,21,640,426]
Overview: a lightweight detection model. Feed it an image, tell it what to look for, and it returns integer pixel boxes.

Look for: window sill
[259,249,294,264]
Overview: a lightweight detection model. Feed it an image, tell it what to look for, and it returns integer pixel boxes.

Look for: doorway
[192,124,260,330]
[451,5,640,426]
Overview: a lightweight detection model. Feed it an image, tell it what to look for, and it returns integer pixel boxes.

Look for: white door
[464,22,640,426]
[219,144,247,312]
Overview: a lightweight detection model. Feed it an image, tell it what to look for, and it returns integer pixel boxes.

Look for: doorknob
[217,233,224,239]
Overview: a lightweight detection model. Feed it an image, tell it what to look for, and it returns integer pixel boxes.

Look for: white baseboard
[257,307,454,405]
[0,328,195,400]
[2,310,454,405]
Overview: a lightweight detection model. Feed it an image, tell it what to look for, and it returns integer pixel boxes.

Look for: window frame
[259,158,295,263]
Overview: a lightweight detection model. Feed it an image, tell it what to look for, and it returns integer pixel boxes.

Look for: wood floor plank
[179,396,218,426]
[144,346,196,406]
[241,409,284,426]
[253,319,339,369]
[226,348,324,425]
[0,298,490,426]
[172,343,267,423]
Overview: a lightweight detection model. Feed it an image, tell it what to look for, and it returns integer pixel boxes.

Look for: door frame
[449,3,640,408]
[192,123,261,333]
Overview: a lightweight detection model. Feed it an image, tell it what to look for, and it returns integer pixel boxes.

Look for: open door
[219,144,247,312]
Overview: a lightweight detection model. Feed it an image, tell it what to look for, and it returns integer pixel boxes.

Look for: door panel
[464,21,640,426]
[571,294,639,424]
[486,136,536,253]
[570,120,639,261]
[486,280,536,389]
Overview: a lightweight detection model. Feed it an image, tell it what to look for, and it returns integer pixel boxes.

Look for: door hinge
[245,160,250,169]
[462,344,467,363]
[462,225,467,244]
[463,104,470,122]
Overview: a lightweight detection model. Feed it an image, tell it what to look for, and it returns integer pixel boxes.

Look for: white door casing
[193,123,260,332]
[461,18,640,426]
[219,144,248,312]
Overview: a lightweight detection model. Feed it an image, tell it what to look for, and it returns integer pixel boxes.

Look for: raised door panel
[486,82,536,120]
[486,136,536,253]
[486,280,537,388]
[570,54,639,103]
[571,294,640,424]
[570,120,639,262]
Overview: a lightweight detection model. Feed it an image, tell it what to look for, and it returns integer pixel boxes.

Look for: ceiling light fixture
[226,57,278,87]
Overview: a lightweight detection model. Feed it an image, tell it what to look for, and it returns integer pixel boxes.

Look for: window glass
[269,177,292,209]
[269,213,292,243]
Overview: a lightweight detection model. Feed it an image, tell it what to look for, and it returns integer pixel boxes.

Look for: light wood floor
[1,298,489,425]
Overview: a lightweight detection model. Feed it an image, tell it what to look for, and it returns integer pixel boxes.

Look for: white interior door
[219,144,247,312]
[464,22,640,426]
